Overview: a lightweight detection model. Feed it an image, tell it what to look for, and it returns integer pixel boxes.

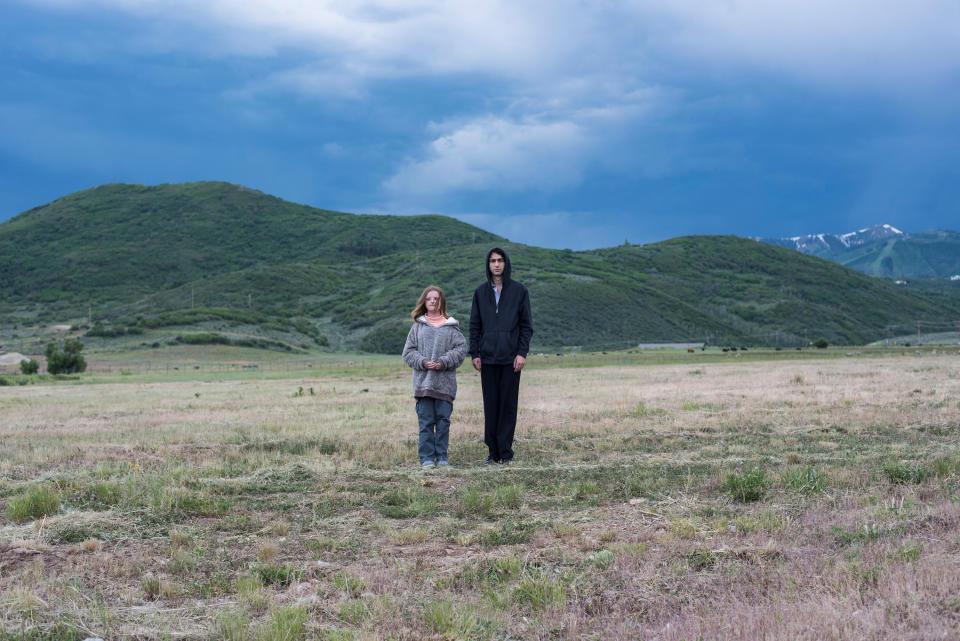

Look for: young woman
[401,286,467,468]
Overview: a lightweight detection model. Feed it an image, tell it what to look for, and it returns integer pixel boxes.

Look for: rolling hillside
[2,182,958,351]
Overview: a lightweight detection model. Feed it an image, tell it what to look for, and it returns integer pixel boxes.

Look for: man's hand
[472,357,482,372]
[513,355,526,373]
[424,360,443,370]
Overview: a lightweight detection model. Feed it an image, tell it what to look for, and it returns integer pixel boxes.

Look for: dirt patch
[0,541,64,573]
[0,352,31,367]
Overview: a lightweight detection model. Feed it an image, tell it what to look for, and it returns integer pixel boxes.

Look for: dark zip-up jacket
[469,247,534,365]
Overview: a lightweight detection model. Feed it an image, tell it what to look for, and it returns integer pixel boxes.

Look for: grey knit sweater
[401,316,467,402]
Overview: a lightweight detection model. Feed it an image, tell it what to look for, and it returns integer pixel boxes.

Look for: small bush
[813,338,829,349]
[722,467,769,502]
[587,549,616,569]
[6,485,60,522]
[19,359,39,375]
[45,340,86,374]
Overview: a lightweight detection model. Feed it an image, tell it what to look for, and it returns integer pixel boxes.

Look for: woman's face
[425,291,441,314]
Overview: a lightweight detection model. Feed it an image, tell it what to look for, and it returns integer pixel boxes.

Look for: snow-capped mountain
[759,224,905,256]
[757,225,960,280]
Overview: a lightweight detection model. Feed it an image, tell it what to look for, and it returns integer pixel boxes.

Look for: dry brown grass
[0,351,958,639]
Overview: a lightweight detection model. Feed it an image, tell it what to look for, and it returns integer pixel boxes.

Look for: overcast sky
[2,1,958,248]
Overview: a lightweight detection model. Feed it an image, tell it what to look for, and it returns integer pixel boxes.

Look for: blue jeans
[416,397,453,463]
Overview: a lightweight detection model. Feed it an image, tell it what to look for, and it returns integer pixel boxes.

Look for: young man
[469,247,534,465]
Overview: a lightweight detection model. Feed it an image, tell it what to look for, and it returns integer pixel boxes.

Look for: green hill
[1,182,958,351]
[833,230,960,279]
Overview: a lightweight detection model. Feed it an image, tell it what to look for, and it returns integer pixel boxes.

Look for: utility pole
[248,293,252,309]
[917,320,920,345]
[192,288,195,309]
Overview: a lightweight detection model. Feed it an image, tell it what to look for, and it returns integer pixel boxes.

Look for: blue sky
[2,1,958,249]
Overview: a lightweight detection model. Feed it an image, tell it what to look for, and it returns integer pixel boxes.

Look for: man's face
[488,253,505,278]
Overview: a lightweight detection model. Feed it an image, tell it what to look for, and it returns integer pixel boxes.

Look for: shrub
[45,340,87,374]
[360,323,410,354]
[180,332,231,345]
[6,485,60,522]
[19,359,39,375]
[813,338,829,349]
[722,467,769,502]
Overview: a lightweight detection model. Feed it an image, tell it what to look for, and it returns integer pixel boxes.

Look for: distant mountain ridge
[758,224,960,280]
[1,182,958,350]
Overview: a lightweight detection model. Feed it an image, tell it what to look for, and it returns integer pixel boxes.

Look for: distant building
[951,275,960,281]
[894,279,907,285]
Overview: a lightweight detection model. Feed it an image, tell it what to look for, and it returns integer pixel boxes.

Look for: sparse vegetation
[0,351,957,639]
[5,485,60,522]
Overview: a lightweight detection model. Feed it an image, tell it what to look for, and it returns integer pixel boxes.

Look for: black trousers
[480,364,522,461]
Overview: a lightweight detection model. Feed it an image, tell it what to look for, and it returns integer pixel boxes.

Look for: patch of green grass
[894,542,923,563]
[460,484,495,518]
[480,520,538,546]
[6,485,60,522]
[332,572,366,598]
[254,606,307,641]
[514,572,566,612]
[424,598,490,640]
[626,401,667,418]
[0,623,87,641]
[494,483,524,509]
[253,563,302,588]
[781,465,828,493]
[933,456,960,477]
[378,486,439,519]
[572,480,599,501]
[68,481,122,510]
[722,467,769,502]
[831,522,895,546]
[882,463,931,484]
[687,548,718,571]
[215,609,251,641]
[43,523,97,544]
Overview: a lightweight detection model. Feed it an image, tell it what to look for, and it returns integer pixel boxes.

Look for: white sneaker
[421,460,435,469]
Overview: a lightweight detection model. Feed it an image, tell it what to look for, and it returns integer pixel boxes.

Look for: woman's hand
[424,360,444,370]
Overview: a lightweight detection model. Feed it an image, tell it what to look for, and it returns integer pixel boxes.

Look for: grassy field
[1,349,958,640]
